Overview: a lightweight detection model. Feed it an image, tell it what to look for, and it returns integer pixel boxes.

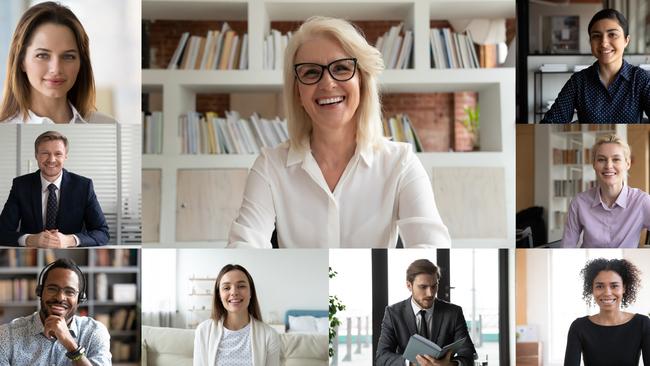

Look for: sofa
[142,325,328,366]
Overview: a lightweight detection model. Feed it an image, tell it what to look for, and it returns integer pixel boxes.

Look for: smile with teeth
[317,96,345,106]
[599,298,616,304]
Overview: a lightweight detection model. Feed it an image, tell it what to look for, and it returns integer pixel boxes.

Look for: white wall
[176,249,329,328]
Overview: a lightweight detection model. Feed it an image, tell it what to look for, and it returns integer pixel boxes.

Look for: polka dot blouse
[541,60,650,123]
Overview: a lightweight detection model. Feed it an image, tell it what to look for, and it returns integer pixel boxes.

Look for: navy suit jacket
[0,169,109,246]
[376,298,477,366]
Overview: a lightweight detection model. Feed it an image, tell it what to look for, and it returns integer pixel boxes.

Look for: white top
[215,322,252,366]
[1,102,117,124]
[194,318,280,366]
[227,138,451,248]
[410,297,434,331]
[17,173,79,247]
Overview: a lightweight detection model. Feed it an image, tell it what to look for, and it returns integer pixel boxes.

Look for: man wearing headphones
[0,258,111,365]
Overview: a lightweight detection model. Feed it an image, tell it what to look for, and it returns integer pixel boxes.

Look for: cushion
[142,325,194,366]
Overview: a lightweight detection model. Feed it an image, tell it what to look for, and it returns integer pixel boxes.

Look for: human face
[22,23,80,103]
[294,36,360,134]
[36,139,67,181]
[589,18,629,68]
[593,142,629,189]
[407,274,438,310]
[219,270,251,315]
[40,268,80,322]
[592,270,625,311]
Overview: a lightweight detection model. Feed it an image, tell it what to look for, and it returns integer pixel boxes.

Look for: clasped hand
[27,230,75,248]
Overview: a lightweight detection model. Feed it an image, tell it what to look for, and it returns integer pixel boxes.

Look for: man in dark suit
[0,131,109,247]
[376,259,476,366]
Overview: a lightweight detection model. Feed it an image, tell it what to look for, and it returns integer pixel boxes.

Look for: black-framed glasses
[44,284,78,298]
[294,57,357,85]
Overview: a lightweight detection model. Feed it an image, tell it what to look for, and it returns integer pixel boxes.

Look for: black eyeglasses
[294,58,357,85]
[44,285,79,298]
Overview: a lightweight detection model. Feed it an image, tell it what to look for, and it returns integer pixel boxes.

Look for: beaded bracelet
[66,346,86,361]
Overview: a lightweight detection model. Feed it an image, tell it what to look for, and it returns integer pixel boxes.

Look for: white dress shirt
[17,173,79,246]
[228,138,451,248]
[2,102,117,124]
[409,298,434,366]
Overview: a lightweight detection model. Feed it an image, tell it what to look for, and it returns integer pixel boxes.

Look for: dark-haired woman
[542,9,650,123]
[0,1,115,124]
[564,258,650,366]
[193,264,280,366]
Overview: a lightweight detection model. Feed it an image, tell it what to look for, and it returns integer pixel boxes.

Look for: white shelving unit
[533,124,626,243]
[142,0,516,248]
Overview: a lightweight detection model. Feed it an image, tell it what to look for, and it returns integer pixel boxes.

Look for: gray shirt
[0,312,111,366]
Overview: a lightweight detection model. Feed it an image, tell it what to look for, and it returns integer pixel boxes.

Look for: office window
[330,249,373,365]
[450,249,500,365]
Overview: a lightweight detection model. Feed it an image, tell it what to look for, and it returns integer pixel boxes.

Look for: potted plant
[455,105,480,151]
[329,267,346,358]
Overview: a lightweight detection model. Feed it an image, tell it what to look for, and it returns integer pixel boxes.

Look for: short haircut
[211,264,263,322]
[41,258,85,293]
[34,130,69,154]
[588,8,629,37]
[591,134,631,164]
[406,259,439,283]
[283,17,385,152]
[0,1,96,122]
[580,258,640,307]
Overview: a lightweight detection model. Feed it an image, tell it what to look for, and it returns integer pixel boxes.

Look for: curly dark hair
[580,258,641,307]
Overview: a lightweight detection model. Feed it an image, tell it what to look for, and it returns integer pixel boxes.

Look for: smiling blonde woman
[227,17,450,248]
[561,134,650,247]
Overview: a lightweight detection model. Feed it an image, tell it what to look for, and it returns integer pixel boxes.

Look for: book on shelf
[109,308,138,331]
[382,114,422,152]
[552,148,592,165]
[430,28,480,69]
[111,339,135,362]
[264,29,291,70]
[0,278,37,302]
[553,179,596,197]
[95,248,135,267]
[166,22,247,70]
[375,23,413,69]
[142,111,163,154]
[554,211,567,230]
[0,249,37,267]
[179,111,289,155]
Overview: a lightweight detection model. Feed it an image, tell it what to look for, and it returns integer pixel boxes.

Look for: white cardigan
[193,317,280,366]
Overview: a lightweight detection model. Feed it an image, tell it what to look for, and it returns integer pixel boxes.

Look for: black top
[541,60,650,123]
[564,313,650,366]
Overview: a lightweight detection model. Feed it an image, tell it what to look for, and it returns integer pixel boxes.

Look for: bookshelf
[0,248,140,366]
[141,0,516,248]
[533,124,626,243]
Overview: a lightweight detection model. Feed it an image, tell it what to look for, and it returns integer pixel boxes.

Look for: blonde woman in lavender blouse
[561,134,650,247]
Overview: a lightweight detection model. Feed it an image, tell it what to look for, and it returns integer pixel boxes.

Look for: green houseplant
[329,267,346,358]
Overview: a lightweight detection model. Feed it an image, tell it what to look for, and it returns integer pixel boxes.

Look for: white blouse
[227,138,451,248]
[1,102,117,124]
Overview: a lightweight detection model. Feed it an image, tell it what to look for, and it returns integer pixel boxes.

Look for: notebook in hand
[403,334,466,364]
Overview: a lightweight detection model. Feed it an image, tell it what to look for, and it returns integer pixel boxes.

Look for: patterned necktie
[418,310,428,339]
[45,183,58,230]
